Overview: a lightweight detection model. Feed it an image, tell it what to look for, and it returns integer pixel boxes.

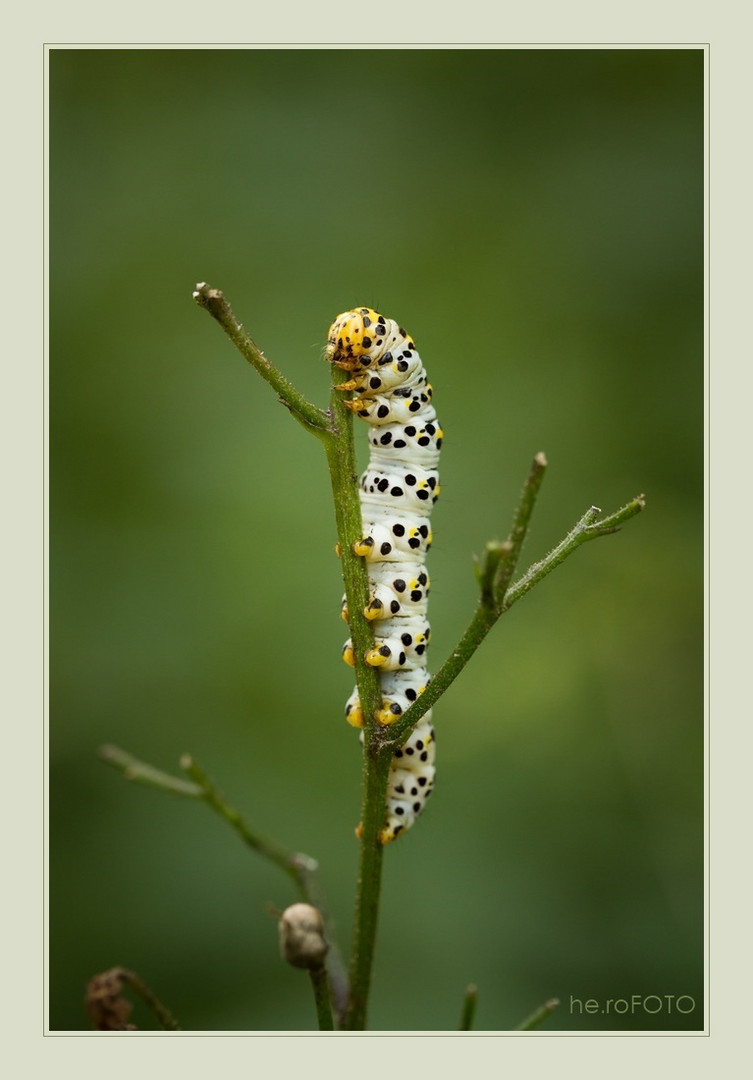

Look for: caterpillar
[326,308,442,844]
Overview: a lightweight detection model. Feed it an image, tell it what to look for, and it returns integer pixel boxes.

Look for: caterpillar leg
[375,702,404,725]
[354,818,415,845]
[344,690,364,729]
[365,644,391,668]
[334,377,362,392]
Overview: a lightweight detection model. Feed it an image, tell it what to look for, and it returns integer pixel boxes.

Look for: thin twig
[179,754,305,871]
[99,744,203,797]
[193,282,332,437]
[379,452,547,750]
[515,997,560,1031]
[494,450,548,599]
[381,489,646,752]
[309,967,335,1031]
[119,968,182,1031]
[459,983,479,1031]
[178,754,349,1018]
[99,744,348,1019]
[502,494,645,611]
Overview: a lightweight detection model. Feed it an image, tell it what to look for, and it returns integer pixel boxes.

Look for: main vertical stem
[325,369,391,1030]
[342,744,391,1030]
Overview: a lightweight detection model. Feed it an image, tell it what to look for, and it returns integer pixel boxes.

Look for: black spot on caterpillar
[326,308,442,844]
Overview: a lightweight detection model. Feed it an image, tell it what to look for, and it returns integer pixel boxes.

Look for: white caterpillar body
[326,308,442,844]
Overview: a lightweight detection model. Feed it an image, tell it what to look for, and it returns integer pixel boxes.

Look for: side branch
[179,753,316,877]
[100,744,203,797]
[459,984,479,1031]
[515,996,560,1031]
[502,494,646,611]
[192,282,331,436]
[382,452,548,749]
[99,745,348,1017]
[381,473,645,751]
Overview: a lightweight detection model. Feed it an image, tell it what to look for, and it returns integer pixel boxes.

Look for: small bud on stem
[279,903,329,970]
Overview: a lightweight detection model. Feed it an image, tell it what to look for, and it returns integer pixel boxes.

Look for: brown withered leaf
[85,967,138,1031]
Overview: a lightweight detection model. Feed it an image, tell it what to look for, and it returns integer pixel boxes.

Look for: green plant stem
[339,745,390,1031]
[493,450,548,599]
[459,983,479,1031]
[502,494,646,612]
[192,282,331,437]
[179,753,314,872]
[515,997,560,1031]
[324,370,383,732]
[309,967,335,1031]
[325,367,391,1031]
[100,744,204,796]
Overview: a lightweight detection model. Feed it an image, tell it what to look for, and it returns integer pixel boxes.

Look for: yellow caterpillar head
[326,307,387,370]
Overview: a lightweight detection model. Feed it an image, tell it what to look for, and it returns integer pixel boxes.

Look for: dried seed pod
[278,903,328,970]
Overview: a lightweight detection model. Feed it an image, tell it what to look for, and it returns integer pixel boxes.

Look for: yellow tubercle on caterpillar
[363,599,383,620]
[365,646,389,667]
[354,821,397,846]
[374,684,427,725]
[353,537,374,557]
[341,604,349,622]
[342,642,356,668]
[345,703,364,729]
[375,704,401,726]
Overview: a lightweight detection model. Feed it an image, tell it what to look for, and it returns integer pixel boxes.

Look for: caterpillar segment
[352,520,432,562]
[327,307,441,844]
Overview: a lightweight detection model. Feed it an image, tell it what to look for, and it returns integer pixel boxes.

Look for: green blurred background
[49,48,703,1032]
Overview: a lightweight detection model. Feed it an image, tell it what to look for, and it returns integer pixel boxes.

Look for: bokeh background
[49,48,704,1032]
